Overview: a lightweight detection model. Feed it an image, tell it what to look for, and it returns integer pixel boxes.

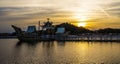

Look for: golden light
[74,14,88,21]
[78,22,86,27]
[80,18,87,21]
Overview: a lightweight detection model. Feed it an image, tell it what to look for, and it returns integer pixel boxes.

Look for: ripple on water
[0,39,120,64]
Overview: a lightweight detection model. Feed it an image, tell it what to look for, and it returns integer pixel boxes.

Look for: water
[0,39,120,64]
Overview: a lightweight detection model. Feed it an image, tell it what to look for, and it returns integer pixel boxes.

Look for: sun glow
[74,14,88,21]
[78,23,86,27]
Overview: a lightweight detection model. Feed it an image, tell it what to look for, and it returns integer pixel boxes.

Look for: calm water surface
[0,39,120,64]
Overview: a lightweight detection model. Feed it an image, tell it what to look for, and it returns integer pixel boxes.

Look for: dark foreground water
[0,39,120,64]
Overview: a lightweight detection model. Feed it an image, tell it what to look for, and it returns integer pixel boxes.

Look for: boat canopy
[27,26,36,33]
[56,27,65,34]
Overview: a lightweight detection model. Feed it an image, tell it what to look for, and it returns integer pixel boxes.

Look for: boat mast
[38,21,40,30]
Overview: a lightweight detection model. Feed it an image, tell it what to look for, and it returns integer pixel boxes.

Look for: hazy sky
[0,0,120,32]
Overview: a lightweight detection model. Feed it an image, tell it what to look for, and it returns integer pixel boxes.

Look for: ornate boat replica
[12,18,67,42]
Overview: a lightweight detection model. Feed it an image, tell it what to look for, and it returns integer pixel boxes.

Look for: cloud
[103,1,120,17]
[0,7,74,23]
[108,2,120,7]
[0,0,120,32]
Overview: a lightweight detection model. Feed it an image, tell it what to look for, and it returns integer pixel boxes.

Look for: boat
[12,18,67,42]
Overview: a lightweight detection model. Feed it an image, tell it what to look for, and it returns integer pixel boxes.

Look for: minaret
[38,21,40,30]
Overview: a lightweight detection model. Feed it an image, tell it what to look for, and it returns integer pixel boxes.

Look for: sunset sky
[0,0,120,32]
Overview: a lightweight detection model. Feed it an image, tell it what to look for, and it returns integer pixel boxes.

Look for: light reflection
[0,39,120,64]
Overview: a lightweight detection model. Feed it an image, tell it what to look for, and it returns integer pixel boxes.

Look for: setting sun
[78,22,86,27]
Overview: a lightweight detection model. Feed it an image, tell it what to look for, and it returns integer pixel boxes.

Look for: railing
[37,34,120,41]
[1,34,120,42]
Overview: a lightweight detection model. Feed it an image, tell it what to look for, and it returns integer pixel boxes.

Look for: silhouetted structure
[11,18,120,42]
